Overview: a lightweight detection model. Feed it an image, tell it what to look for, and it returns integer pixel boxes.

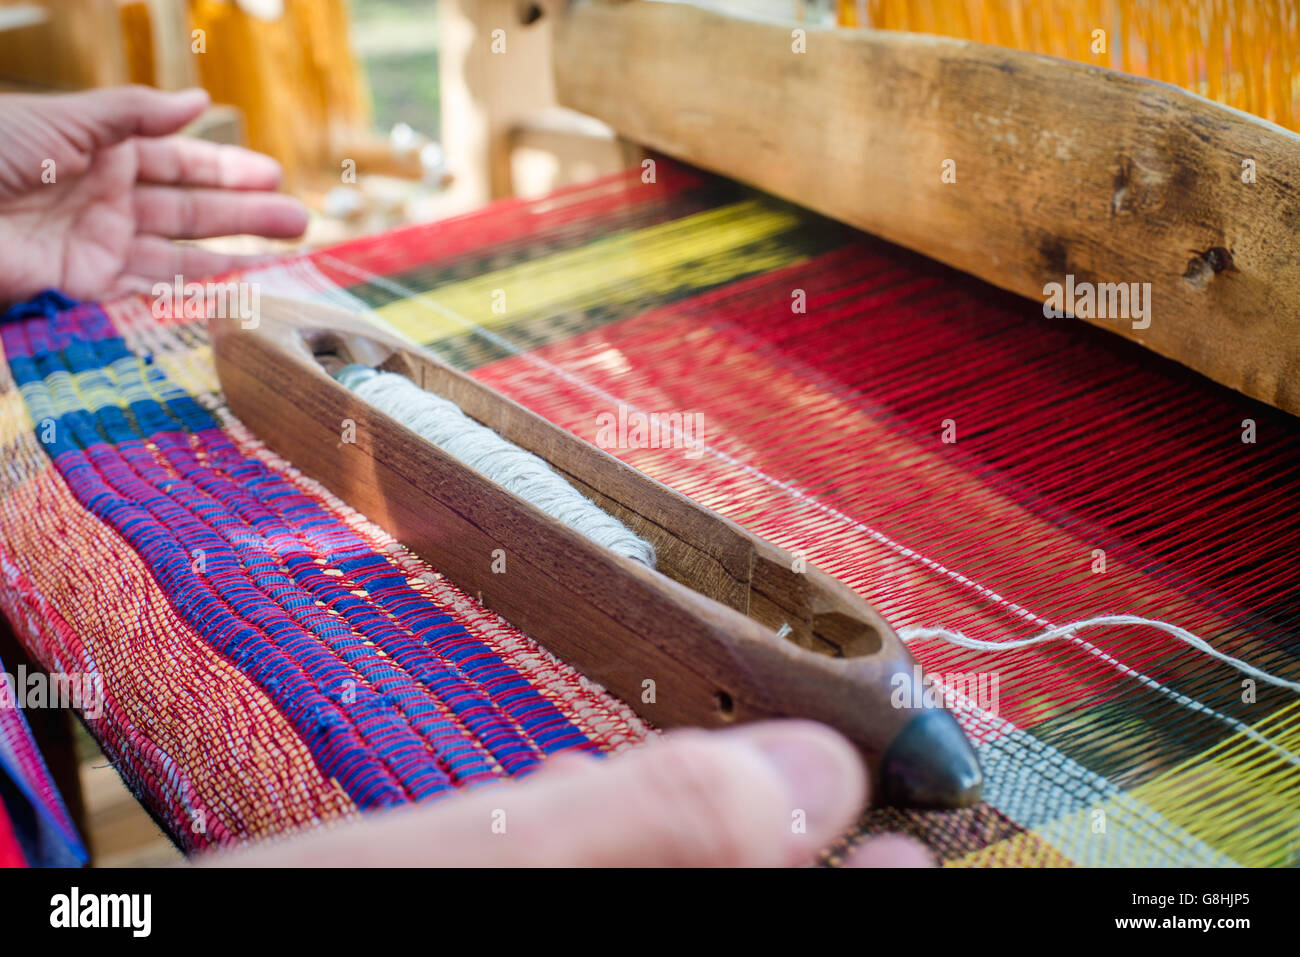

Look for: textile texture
[0,648,85,866]
[1,160,1296,865]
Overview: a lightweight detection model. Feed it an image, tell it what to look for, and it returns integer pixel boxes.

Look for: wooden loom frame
[550,0,1300,416]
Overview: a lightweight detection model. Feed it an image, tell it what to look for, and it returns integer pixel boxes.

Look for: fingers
[122,236,280,288]
[462,720,867,866]
[53,86,210,151]
[133,186,308,240]
[206,720,871,867]
[524,748,597,780]
[134,137,284,190]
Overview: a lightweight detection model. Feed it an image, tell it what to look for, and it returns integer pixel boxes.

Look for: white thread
[337,365,656,567]
[900,616,1300,695]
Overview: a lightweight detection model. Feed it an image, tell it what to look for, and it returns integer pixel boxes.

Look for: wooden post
[0,0,128,88]
[439,0,559,203]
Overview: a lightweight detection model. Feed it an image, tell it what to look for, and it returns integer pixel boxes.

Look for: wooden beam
[0,0,127,88]
[553,1,1300,416]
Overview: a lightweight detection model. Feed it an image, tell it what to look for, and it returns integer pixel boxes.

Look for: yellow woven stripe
[0,386,33,451]
[14,347,203,424]
[947,829,1075,867]
[1127,700,1300,866]
[103,298,223,399]
[151,344,220,399]
[374,200,805,343]
[16,362,144,423]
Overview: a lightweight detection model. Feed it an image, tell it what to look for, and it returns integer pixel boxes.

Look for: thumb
[53,86,210,151]
[449,721,871,866]
[208,721,871,867]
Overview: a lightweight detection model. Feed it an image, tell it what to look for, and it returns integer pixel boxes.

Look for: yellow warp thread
[186,0,370,184]
[119,2,156,86]
[839,0,1299,133]
[374,200,807,343]
[1130,700,1300,866]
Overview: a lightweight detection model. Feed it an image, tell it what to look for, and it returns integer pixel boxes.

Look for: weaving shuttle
[211,298,983,809]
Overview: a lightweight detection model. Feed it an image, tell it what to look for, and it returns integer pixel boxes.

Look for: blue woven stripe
[3,302,598,811]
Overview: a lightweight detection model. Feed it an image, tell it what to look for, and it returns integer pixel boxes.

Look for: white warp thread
[338,365,656,566]
[900,615,1300,694]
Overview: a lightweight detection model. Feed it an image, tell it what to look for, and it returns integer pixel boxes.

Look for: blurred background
[0,0,643,251]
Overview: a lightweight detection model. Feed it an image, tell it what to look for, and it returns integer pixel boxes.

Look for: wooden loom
[214,0,1299,812]
[552,0,1300,416]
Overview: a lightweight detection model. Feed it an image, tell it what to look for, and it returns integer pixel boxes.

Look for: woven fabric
[1,159,1296,864]
[0,651,86,866]
[0,291,647,853]
[0,795,23,867]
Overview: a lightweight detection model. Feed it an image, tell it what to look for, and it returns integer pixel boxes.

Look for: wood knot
[1111,157,1131,216]
[1183,246,1235,287]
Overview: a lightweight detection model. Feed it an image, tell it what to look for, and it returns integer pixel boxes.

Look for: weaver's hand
[208,721,933,867]
[0,86,307,306]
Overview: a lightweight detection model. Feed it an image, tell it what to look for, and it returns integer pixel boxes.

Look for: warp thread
[337,365,657,566]
[900,615,1300,694]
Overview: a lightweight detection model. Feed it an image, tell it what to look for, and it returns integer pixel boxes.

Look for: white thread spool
[337,365,657,567]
